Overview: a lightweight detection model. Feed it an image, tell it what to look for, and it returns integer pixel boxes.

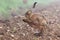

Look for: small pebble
[7,30,10,32]
[22,33,25,36]
[0,27,2,29]
[27,25,29,26]
[11,34,14,37]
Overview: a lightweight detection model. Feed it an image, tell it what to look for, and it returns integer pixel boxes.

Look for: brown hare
[23,10,47,36]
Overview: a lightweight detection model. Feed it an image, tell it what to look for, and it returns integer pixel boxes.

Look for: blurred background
[0,0,55,20]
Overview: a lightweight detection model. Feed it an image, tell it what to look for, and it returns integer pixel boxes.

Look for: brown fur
[23,10,47,36]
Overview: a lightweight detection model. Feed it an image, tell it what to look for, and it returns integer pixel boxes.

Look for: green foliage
[0,0,54,19]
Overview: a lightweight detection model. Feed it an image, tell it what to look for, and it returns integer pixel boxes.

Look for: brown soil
[0,2,60,40]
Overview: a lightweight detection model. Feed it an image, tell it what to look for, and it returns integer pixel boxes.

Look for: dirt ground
[0,1,60,40]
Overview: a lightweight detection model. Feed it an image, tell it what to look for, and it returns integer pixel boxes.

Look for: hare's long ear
[33,2,37,8]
